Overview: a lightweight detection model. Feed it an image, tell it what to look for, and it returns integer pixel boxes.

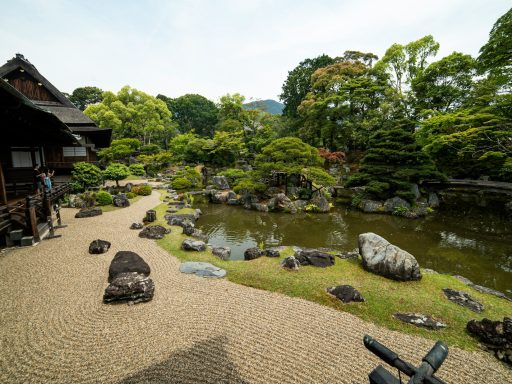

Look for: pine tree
[347,120,444,201]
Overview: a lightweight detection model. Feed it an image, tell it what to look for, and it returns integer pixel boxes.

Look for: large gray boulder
[212,175,230,190]
[358,233,422,281]
[310,193,331,213]
[103,272,154,304]
[360,200,384,213]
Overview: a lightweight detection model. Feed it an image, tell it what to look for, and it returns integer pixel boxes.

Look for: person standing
[33,164,42,194]
[44,168,55,192]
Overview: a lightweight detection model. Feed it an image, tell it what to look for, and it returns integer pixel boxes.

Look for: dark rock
[189,229,208,242]
[383,197,411,213]
[130,222,143,230]
[212,246,231,260]
[453,275,511,301]
[112,194,130,208]
[179,262,226,278]
[327,285,365,303]
[103,272,154,304]
[467,317,512,365]
[280,256,300,270]
[138,225,171,240]
[227,198,241,205]
[244,247,263,260]
[210,191,230,204]
[124,183,133,192]
[144,210,156,223]
[310,193,331,213]
[181,221,196,236]
[359,233,422,281]
[108,251,151,282]
[442,288,484,312]
[212,176,230,190]
[75,207,102,218]
[394,313,447,330]
[252,203,269,212]
[166,214,198,226]
[166,208,178,213]
[181,239,206,251]
[268,193,296,213]
[411,183,421,200]
[294,249,335,267]
[88,239,111,254]
[263,248,280,257]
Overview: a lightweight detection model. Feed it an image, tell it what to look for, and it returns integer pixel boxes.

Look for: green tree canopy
[103,163,130,187]
[69,86,103,111]
[280,54,335,118]
[157,93,218,137]
[84,86,173,146]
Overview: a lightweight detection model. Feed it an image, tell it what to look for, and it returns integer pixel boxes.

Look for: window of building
[63,147,87,157]
[11,148,41,168]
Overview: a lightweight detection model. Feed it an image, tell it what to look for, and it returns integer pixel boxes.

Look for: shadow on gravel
[118,335,248,383]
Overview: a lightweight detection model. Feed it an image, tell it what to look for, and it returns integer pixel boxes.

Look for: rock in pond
[443,288,484,312]
[467,317,512,365]
[75,207,102,218]
[179,262,226,278]
[383,197,410,213]
[310,193,330,213]
[244,247,263,260]
[130,222,144,230]
[358,233,421,281]
[212,246,231,261]
[88,239,111,254]
[360,200,384,213]
[294,248,334,267]
[108,251,151,282]
[327,285,365,303]
[268,193,296,213]
[139,225,170,240]
[394,313,447,330]
[280,256,300,270]
[112,194,130,208]
[103,272,155,304]
[181,239,207,252]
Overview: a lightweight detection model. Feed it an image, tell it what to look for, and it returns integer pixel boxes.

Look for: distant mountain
[243,99,284,115]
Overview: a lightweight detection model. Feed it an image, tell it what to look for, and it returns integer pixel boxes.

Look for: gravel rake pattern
[0,191,510,383]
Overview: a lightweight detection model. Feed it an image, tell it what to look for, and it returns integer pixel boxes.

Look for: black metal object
[364,335,448,384]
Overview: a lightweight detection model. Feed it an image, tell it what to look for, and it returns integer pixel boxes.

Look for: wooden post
[25,196,40,242]
[43,190,52,218]
[0,161,7,205]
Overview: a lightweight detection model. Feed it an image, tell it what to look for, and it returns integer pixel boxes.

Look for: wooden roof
[0,79,79,146]
[0,54,112,147]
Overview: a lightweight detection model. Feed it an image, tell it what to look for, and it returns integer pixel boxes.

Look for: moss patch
[152,199,512,350]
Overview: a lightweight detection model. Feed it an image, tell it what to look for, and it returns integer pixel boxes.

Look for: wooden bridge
[423,179,512,196]
[0,182,70,245]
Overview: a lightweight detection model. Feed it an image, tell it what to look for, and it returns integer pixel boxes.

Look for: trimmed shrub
[71,162,103,191]
[95,190,113,206]
[129,163,145,177]
[126,192,137,199]
[103,163,130,187]
[172,177,192,190]
[131,185,152,196]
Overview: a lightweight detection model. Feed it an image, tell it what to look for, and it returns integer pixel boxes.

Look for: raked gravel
[0,191,510,383]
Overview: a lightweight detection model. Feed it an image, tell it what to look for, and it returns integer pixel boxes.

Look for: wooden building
[0,54,111,185]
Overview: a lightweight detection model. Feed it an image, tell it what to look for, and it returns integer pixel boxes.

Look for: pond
[194,202,512,295]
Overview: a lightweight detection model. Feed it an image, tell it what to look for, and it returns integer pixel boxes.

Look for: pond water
[194,202,512,295]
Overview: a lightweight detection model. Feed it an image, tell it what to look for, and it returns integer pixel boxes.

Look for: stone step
[20,236,34,246]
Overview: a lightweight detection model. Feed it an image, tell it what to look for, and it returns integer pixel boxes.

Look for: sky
[0,0,510,103]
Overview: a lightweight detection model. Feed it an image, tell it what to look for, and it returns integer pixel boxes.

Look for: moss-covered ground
[153,191,512,350]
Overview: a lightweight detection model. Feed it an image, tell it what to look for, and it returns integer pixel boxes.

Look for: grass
[152,194,512,351]
[98,195,143,212]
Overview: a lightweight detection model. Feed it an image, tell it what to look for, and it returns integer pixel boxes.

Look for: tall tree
[280,54,335,118]
[84,86,173,146]
[157,93,218,137]
[69,86,103,110]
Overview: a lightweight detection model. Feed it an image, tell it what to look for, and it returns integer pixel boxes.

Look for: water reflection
[195,203,512,293]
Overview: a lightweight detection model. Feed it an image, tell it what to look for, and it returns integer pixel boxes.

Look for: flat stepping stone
[179,262,226,278]
[75,208,102,218]
[443,288,484,312]
[394,313,447,330]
